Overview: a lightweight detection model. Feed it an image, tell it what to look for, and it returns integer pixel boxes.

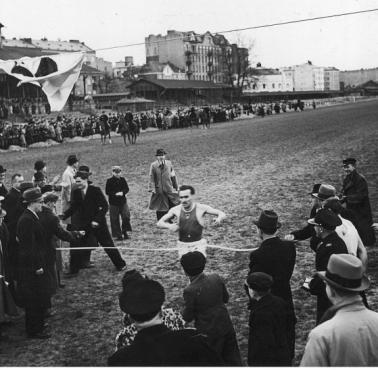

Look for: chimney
[0,23,4,49]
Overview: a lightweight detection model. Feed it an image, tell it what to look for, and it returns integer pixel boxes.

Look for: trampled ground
[1,100,378,365]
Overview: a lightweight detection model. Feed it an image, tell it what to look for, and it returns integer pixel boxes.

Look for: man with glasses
[105,166,132,241]
[157,185,226,257]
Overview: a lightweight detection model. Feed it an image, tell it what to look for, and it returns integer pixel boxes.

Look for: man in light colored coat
[301,254,378,366]
[148,149,179,220]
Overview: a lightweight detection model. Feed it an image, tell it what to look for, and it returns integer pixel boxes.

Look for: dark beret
[180,251,206,272]
[119,279,165,315]
[246,272,273,292]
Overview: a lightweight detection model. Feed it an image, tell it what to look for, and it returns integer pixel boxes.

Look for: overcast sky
[1,0,378,70]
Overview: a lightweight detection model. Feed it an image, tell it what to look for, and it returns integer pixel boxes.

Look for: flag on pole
[0,53,85,111]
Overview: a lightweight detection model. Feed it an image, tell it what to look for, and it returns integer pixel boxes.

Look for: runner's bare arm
[157,207,180,231]
[201,204,226,224]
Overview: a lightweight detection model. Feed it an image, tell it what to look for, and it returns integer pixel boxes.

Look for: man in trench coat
[148,149,179,220]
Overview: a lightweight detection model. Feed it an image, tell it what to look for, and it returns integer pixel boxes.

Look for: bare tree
[223,34,255,98]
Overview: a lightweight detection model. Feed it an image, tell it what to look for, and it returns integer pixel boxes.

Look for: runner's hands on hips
[169,223,179,232]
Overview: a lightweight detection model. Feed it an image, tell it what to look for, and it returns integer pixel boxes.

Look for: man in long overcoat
[38,192,83,291]
[16,188,52,339]
[3,174,24,299]
[148,149,179,220]
[249,210,296,361]
[341,158,376,246]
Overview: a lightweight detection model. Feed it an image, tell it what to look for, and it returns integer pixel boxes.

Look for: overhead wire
[93,8,378,52]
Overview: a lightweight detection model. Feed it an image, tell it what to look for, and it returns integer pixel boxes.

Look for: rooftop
[131,78,230,89]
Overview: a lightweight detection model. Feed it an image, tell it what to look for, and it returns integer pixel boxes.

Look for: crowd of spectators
[0,99,310,149]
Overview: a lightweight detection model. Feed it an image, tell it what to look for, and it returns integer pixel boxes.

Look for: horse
[127,120,138,144]
[117,116,129,146]
[99,120,111,144]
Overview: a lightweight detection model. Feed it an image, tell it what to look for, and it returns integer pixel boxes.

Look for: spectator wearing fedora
[115,270,185,350]
[0,165,7,198]
[61,165,126,275]
[16,187,52,339]
[249,210,296,361]
[105,166,132,241]
[61,154,79,226]
[285,184,336,251]
[301,254,378,366]
[340,158,376,246]
[246,272,292,366]
[108,278,223,366]
[307,208,348,323]
[38,192,84,291]
[180,251,241,366]
[148,149,179,220]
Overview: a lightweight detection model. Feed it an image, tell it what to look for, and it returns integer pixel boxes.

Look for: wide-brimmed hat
[23,187,43,204]
[155,148,166,156]
[253,210,281,233]
[75,165,92,179]
[0,196,6,218]
[308,183,321,195]
[317,254,370,292]
[19,182,35,193]
[308,208,341,230]
[34,160,46,171]
[343,158,356,166]
[119,279,165,315]
[246,272,273,292]
[42,191,59,203]
[0,165,6,174]
[66,154,79,166]
[312,184,336,200]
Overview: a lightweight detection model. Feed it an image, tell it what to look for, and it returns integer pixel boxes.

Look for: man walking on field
[157,185,226,257]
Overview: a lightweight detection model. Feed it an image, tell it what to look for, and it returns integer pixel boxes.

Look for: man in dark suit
[246,272,291,366]
[105,166,132,240]
[62,166,126,275]
[16,188,51,339]
[307,208,348,323]
[285,184,337,251]
[249,210,296,361]
[108,278,223,366]
[180,251,241,366]
[2,173,24,299]
[341,158,376,246]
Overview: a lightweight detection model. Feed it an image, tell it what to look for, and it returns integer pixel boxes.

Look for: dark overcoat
[2,187,24,280]
[342,170,376,245]
[16,209,51,308]
[108,324,224,366]
[248,293,291,366]
[38,206,76,293]
[291,205,321,251]
[249,236,297,359]
[309,232,348,323]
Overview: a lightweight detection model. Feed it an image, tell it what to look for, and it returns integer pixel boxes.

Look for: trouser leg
[95,227,126,269]
[109,204,122,238]
[25,305,45,335]
[120,201,132,233]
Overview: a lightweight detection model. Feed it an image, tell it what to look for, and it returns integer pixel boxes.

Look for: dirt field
[1,100,378,366]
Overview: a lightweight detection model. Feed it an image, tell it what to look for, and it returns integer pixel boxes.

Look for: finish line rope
[56,243,257,252]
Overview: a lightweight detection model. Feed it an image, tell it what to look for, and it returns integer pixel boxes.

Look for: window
[272,83,275,88]
[263,84,266,89]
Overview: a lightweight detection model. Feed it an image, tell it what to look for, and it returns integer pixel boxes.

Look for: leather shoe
[28,332,51,340]
[116,236,124,241]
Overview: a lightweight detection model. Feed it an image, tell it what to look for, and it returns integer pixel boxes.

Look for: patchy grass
[1,100,378,366]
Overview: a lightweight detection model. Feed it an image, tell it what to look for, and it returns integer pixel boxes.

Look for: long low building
[128,78,231,106]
